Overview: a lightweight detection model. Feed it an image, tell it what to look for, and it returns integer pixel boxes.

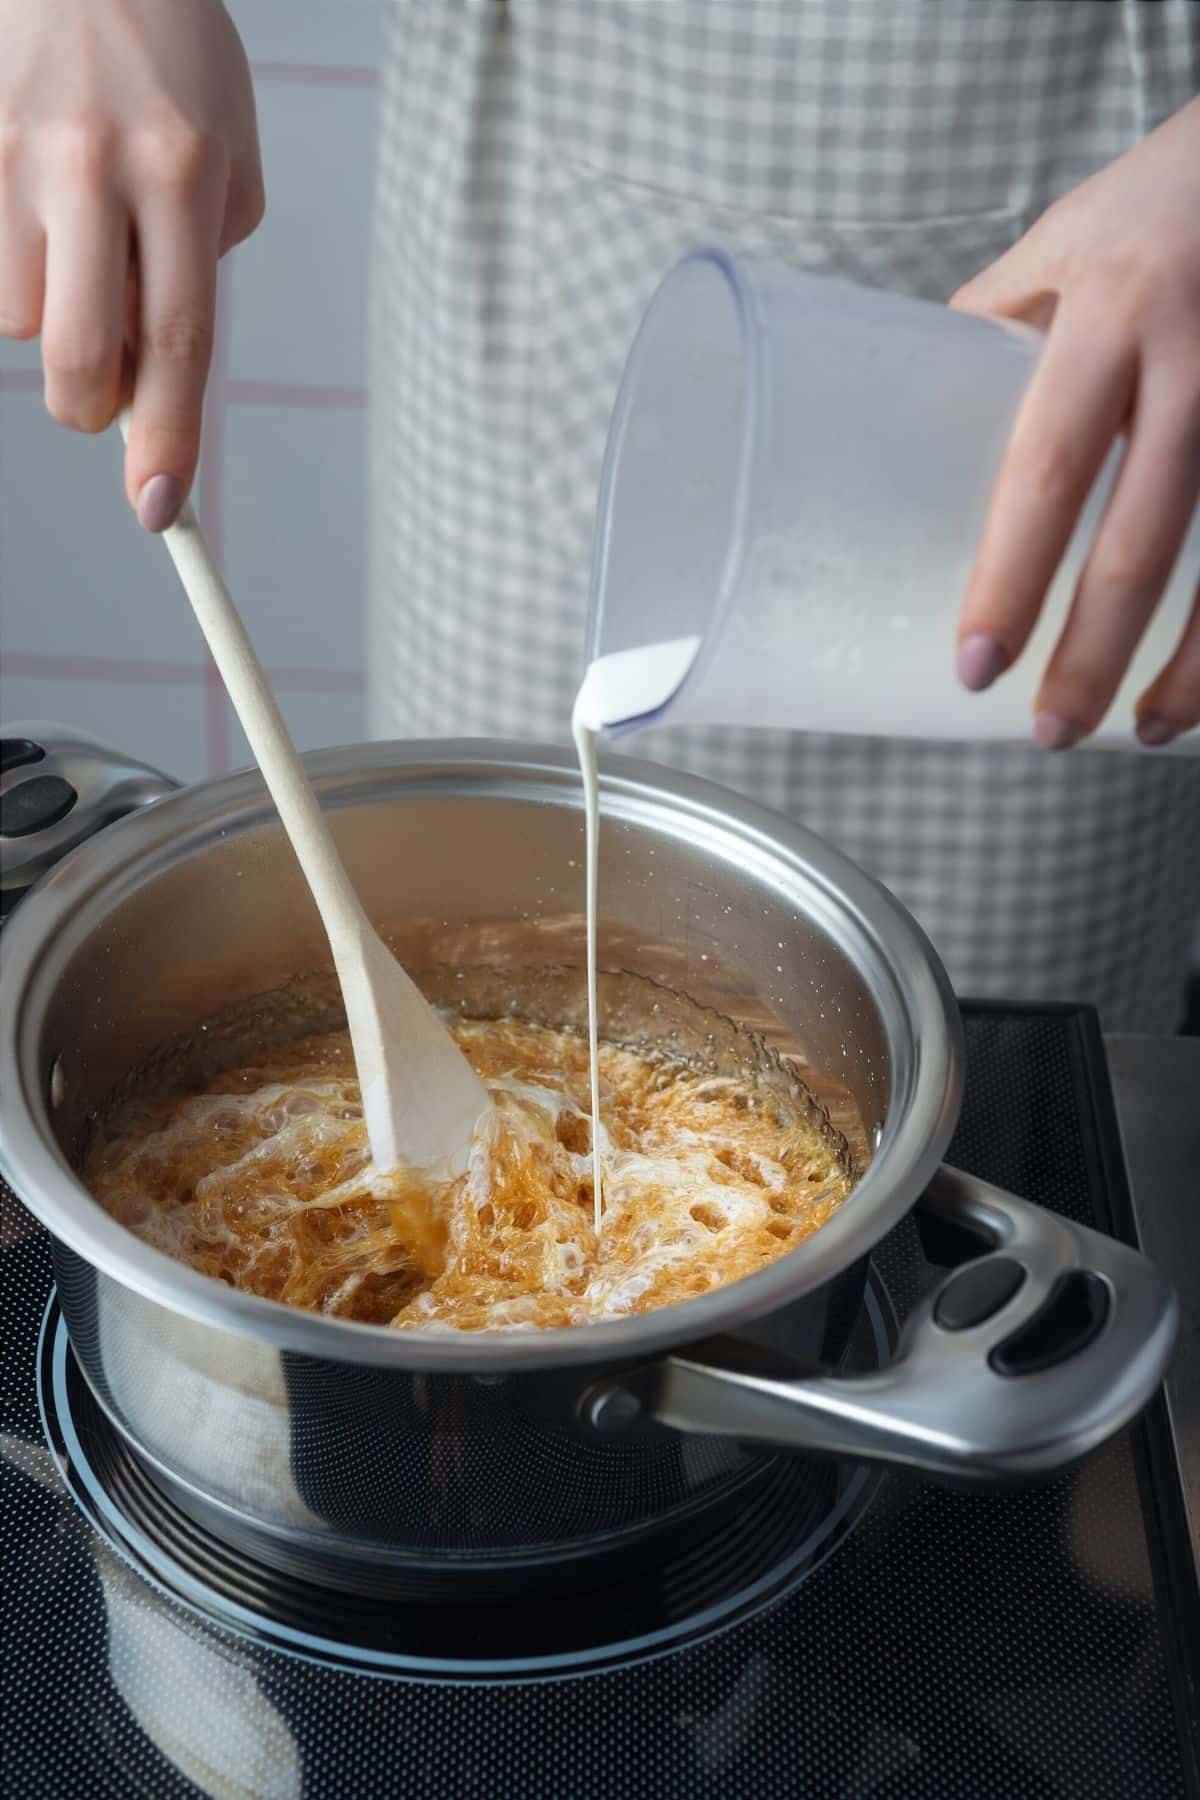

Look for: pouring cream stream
[571,636,702,1235]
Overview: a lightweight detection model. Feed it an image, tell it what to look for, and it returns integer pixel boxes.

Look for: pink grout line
[4,654,202,685]
[250,61,378,88]
[1,653,364,692]
[226,380,366,409]
[1,367,364,407]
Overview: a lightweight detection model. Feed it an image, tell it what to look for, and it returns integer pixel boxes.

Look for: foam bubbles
[87,1017,852,1332]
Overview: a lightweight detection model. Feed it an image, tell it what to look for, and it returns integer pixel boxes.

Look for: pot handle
[587,1166,1178,1483]
[1,721,179,918]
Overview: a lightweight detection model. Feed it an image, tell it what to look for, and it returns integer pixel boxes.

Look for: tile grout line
[226,380,366,408]
[1,369,365,407]
[0,653,364,692]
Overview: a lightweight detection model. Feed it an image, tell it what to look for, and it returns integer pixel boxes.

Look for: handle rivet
[584,1384,642,1434]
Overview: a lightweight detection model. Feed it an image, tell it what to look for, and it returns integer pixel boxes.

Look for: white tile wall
[220,401,366,672]
[231,0,383,69]
[226,685,364,773]
[0,674,211,784]
[228,77,378,390]
[0,334,40,375]
[0,0,380,780]
[0,389,207,667]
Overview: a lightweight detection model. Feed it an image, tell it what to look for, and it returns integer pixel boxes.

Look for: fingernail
[1136,715,1176,749]
[136,474,183,534]
[956,632,1007,693]
[1033,711,1084,752]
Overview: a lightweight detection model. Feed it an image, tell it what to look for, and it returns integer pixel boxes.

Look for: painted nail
[1033,711,1084,752]
[956,632,1007,693]
[1136,715,1176,749]
[136,473,183,534]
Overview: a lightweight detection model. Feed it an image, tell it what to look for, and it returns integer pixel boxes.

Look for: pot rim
[0,738,964,1370]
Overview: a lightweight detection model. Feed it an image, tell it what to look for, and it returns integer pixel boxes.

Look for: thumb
[949,221,1061,331]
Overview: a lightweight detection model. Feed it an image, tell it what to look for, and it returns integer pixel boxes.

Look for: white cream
[571,635,701,1234]
[573,637,701,734]
[570,705,604,1234]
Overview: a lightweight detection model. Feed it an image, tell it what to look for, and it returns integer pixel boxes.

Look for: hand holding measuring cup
[582,243,1200,754]
[951,96,1200,750]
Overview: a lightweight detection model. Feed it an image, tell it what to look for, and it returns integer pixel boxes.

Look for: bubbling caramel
[85,1018,854,1331]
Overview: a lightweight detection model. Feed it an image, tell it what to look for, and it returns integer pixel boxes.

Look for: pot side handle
[592,1167,1179,1483]
[0,721,180,918]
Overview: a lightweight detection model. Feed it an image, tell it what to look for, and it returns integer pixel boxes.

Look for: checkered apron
[368,1,1200,1031]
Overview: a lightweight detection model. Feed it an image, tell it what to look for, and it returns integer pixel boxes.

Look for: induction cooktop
[3,1005,1197,1798]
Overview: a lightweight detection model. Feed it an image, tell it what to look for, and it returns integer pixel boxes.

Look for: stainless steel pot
[0,728,1177,1589]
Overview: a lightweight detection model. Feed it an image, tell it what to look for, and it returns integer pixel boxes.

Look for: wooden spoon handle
[117,415,491,1172]
[117,413,365,957]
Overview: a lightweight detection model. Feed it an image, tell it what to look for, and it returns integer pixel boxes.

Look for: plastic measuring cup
[581,247,1200,749]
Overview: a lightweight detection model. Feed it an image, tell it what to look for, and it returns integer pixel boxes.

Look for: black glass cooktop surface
[3,1005,1198,1798]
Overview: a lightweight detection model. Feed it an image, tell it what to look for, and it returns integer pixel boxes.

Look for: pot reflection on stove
[0,1430,301,1800]
[675,1653,775,1774]
[95,1544,302,1800]
[1067,1438,1154,1609]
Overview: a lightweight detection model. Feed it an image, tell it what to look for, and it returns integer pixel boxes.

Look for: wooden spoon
[117,414,490,1173]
